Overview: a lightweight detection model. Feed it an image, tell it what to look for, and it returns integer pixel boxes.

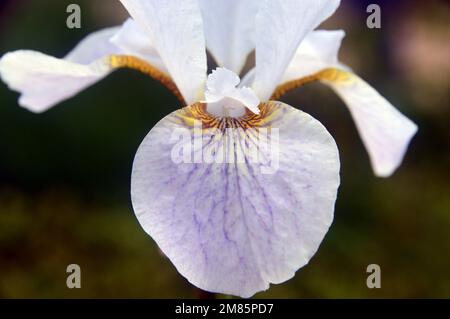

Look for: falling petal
[131,101,340,297]
[273,29,417,177]
[321,70,418,177]
[0,27,120,113]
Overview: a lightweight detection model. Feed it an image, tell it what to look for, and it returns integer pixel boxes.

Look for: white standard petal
[120,0,207,104]
[323,72,418,177]
[204,68,260,116]
[252,0,340,100]
[0,27,121,113]
[241,30,347,89]
[199,0,259,74]
[110,18,167,73]
[281,30,347,83]
[131,101,340,298]
[64,27,120,64]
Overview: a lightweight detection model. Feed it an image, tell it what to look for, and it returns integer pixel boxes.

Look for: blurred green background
[0,0,449,298]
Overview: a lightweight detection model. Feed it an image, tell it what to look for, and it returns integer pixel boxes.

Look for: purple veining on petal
[131,101,340,297]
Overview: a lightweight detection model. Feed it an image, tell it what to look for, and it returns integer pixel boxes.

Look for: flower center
[204,68,260,118]
[206,98,248,118]
[178,102,281,130]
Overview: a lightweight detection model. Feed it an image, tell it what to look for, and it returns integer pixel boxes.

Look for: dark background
[0,0,449,298]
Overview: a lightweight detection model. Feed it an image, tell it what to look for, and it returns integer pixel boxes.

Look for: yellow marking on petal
[110,55,186,105]
[175,102,284,130]
[271,68,353,100]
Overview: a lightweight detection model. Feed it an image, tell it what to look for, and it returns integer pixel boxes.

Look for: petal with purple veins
[131,101,340,297]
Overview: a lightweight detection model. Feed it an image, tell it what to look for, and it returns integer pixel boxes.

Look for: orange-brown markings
[271,68,352,100]
[174,102,284,130]
[110,55,186,105]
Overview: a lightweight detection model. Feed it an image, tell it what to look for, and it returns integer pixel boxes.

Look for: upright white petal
[131,101,340,297]
[0,27,121,113]
[110,19,167,73]
[242,30,346,90]
[65,27,120,64]
[120,0,207,104]
[252,0,340,100]
[323,73,418,177]
[199,0,259,74]
[281,30,347,83]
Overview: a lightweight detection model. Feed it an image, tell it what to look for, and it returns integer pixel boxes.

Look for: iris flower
[0,0,417,297]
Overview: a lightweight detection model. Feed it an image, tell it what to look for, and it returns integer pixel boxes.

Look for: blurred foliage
[0,0,449,298]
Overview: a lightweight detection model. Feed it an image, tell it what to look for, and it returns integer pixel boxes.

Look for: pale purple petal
[131,102,340,297]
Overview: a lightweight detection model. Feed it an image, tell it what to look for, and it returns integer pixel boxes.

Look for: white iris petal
[199,0,259,74]
[110,18,167,73]
[323,74,418,177]
[281,29,418,177]
[119,0,207,104]
[131,102,340,298]
[253,0,341,100]
[0,0,418,298]
[0,27,120,113]
[281,29,348,83]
